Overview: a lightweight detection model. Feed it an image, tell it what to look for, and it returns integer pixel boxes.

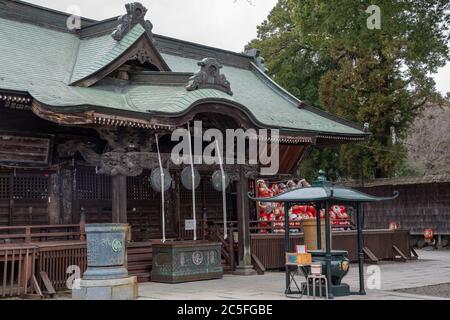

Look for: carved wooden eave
[93,113,174,130]
[0,93,32,105]
[0,92,32,110]
[316,134,367,142]
[30,100,174,130]
[186,58,233,95]
[29,99,324,146]
[31,100,95,126]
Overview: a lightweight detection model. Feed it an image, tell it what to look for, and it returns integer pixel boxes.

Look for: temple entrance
[74,166,238,242]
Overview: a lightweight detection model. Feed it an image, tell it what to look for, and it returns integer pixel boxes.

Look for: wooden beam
[251,253,266,275]
[233,166,256,275]
[410,247,419,260]
[393,245,408,262]
[112,175,127,223]
[30,275,43,297]
[39,271,56,297]
[363,247,379,264]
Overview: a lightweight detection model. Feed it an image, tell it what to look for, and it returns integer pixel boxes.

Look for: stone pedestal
[233,265,257,276]
[72,276,138,300]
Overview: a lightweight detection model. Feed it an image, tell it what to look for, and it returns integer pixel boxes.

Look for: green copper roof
[249,187,399,203]
[70,24,147,84]
[0,16,366,137]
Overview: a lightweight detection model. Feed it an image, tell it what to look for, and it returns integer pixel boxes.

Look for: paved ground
[138,249,450,300]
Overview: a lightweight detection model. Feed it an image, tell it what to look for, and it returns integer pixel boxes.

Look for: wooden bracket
[40,271,56,297]
[251,253,266,275]
[363,247,379,264]
[410,247,419,260]
[392,245,408,262]
[31,275,43,298]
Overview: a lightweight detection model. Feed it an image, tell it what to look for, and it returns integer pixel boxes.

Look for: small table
[285,263,311,298]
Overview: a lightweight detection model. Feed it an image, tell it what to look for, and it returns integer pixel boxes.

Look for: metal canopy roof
[249,171,399,203]
[249,186,399,203]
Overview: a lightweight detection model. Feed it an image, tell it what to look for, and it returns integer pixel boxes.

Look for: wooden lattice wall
[0,171,49,226]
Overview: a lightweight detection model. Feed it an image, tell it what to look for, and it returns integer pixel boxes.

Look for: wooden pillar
[48,172,61,225]
[112,175,127,223]
[61,168,74,224]
[233,166,256,275]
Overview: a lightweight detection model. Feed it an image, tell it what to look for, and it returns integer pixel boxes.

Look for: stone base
[233,265,257,276]
[72,276,138,300]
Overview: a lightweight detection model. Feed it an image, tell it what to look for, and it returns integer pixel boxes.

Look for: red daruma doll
[259,212,269,233]
[424,229,434,242]
[307,206,317,219]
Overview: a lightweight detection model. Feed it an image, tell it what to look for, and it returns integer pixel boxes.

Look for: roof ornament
[186,58,233,96]
[112,2,153,42]
[245,48,269,73]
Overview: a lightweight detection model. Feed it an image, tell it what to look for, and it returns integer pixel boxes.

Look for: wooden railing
[0,224,87,296]
[0,224,85,244]
[208,222,236,272]
[0,245,39,297]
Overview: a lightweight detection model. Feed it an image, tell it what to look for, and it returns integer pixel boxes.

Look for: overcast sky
[26,0,450,96]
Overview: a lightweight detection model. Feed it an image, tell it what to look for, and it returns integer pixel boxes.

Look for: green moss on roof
[0,17,365,136]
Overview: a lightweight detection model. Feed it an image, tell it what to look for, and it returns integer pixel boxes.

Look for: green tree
[249,0,450,179]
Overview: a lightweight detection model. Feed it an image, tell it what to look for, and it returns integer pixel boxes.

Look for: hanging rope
[215,140,228,239]
[155,134,166,243]
[187,123,197,241]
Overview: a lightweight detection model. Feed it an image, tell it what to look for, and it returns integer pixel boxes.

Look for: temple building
[0,0,373,292]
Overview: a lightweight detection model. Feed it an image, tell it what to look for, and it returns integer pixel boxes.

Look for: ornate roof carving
[186,58,233,96]
[112,2,153,42]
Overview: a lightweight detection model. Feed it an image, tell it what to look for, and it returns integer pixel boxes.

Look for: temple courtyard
[137,249,450,300]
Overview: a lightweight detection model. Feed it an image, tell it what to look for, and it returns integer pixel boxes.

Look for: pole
[284,202,291,294]
[316,202,322,250]
[215,140,227,239]
[357,203,366,295]
[325,201,333,299]
[187,123,197,241]
[155,134,166,243]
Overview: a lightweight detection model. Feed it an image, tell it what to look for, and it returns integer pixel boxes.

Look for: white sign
[185,219,196,231]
